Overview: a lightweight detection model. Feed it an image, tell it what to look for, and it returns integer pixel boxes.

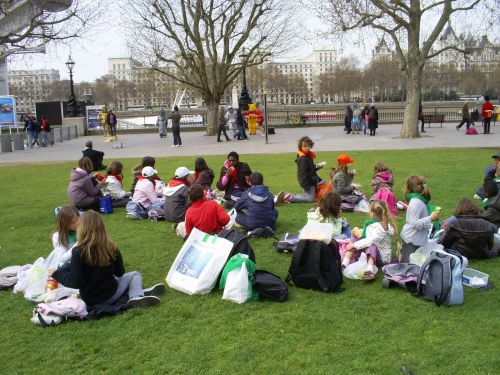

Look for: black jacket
[82,148,105,170]
[53,246,125,306]
[296,154,320,189]
[441,215,497,260]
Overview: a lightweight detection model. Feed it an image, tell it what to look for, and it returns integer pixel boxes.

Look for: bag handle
[433,254,453,306]
[416,254,434,296]
[286,241,306,285]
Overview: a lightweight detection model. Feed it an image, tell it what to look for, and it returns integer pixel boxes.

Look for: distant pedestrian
[23,115,36,148]
[362,104,370,135]
[217,106,230,142]
[225,106,238,139]
[344,105,353,134]
[82,141,106,170]
[368,104,379,136]
[107,110,118,137]
[481,95,493,134]
[419,100,425,133]
[456,101,471,131]
[236,108,248,140]
[40,115,51,147]
[169,105,182,147]
[157,107,167,138]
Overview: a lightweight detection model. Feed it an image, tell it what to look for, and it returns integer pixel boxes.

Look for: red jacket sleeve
[185,210,193,237]
[217,204,230,227]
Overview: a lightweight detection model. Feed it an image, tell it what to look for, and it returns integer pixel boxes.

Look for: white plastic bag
[343,253,379,280]
[222,262,250,304]
[166,228,234,295]
[224,208,237,230]
[299,223,334,244]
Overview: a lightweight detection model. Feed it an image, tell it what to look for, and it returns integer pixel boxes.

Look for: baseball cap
[337,153,354,165]
[141,166,157,177]
[175,166,194,178]
[491,153,500,159]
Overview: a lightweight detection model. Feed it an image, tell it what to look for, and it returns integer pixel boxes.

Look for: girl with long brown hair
[52,211,164,307]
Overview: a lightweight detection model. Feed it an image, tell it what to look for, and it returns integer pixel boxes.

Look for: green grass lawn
[0,148,499,374]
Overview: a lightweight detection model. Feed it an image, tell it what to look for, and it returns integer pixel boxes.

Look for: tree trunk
[400,67,423,139]
[205,100,220,136]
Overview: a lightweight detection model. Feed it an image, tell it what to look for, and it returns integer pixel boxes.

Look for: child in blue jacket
[234,172,278,230]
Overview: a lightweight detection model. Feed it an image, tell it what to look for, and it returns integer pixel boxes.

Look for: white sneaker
[126,212,141,220]
[473,194,481,200]
[171,145,176,148]
[127,295,160,308]
[274,191,285,204]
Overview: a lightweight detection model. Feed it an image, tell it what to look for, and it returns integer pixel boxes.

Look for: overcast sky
[6,2,498,83]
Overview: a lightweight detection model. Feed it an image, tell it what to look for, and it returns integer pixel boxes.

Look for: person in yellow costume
[247,103,260,135]
[98,106,110,142]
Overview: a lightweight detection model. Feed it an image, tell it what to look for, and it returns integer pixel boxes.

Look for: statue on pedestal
[98,106,110,142]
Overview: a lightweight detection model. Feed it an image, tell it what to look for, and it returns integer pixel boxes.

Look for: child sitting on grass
[52,211,165,308]
[130,156,162,194]
[342,200,396,281]
[480,180,500,228]
[97,161,131,207]
[126,166,164,220]
[178,184,230,238]
[371,162,397,216]
[234,172,278,230]
[67,157,104,211]
[400,175,441,262]
[276,136,325,204]
[331,153,362,206]
[306,191,350,240]
[163,166,193,224]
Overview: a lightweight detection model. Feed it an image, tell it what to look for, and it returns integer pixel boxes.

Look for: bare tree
[125,0,296,135]
[0,0,105,59]
[93,75,115,107]
[317,0,493,138]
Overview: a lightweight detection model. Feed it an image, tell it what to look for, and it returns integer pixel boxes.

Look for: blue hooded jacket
[234,185,277,229]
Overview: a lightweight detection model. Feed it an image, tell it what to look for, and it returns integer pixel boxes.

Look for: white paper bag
[299,223,334,244]
[222,262,250,304]
[166,228,233,295]
[224,208,237,230]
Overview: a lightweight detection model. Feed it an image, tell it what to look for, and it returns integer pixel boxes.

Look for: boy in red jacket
[179,184,230,238]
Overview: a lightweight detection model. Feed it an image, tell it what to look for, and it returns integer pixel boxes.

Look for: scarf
[194,171,199,181]
[406,193,435,214]
[68,231,77,246]
[168,178,190,187]
[297,150,316,159]
[482,198,491,209]
[361,219,380,238]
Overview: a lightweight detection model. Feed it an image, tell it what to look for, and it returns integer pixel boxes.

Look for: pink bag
[465,127,478,135]
[35,296,88,319]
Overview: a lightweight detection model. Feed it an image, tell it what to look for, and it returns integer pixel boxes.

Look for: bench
[422,114,445,128]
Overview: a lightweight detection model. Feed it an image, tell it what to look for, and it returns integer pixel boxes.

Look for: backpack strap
[286,240,306,284]
[416,254,433,297]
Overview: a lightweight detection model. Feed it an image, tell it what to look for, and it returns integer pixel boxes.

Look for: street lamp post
[65,54,81,117]
[238,49,252,111]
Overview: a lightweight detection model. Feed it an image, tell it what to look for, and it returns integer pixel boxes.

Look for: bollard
[69,125,77,139]
[12,133,24,150]
[62,127,71,140]
[53,127,63,143]
[0,134,13,152]
[48,131,55,145]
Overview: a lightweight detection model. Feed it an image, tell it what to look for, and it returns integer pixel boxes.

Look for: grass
[0,147,499,374]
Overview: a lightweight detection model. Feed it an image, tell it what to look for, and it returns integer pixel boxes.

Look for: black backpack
[253,270,288,302]
[219,228,256,263]
[286,239,344,293]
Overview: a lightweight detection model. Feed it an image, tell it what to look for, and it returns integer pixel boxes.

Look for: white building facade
[8,69,60,113]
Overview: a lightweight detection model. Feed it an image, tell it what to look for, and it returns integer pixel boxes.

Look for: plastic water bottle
[44,276,58,303]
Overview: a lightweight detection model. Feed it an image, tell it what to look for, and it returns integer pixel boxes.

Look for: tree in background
[125,0,295,135]
[317,0,492,138]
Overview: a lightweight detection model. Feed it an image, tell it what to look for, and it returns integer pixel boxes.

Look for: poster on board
[86,105,105,128]
[0,96,16,126]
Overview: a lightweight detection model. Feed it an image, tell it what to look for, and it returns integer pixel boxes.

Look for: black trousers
[172,126,182,145]
[483,118,491,134]
[457,118,471,129]
[217,124,230,141]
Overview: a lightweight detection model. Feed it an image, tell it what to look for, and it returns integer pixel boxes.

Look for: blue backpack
[416,249,468,306]
[99,196,113,214]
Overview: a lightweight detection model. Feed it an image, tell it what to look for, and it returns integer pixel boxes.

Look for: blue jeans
[102,271,144,304]
[290,186,316,203]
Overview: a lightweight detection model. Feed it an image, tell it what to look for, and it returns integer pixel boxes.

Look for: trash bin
[12,133,24,150]
[0,134,13,153]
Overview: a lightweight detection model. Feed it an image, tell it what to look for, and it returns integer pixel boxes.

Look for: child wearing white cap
[163,166,194,223]
[126,166,164,219]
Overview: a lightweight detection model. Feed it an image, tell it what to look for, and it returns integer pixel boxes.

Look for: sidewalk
[0,122,498,165]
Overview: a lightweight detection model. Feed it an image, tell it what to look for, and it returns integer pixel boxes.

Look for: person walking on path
[225,106,238,139]
[344,105,353,134]
[481,95,494,134]
[217,106,231,142]
[40,115,51,147]
[456,101,471,131]
[418,100,426,133]
[107,110,118,137]
[236,108,248,140]
[169,105,182,147]
[157,107,167,138]
[368,104,379,136]
[23,115,37,148]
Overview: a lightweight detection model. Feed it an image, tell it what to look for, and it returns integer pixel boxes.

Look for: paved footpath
[0,122,498,165]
